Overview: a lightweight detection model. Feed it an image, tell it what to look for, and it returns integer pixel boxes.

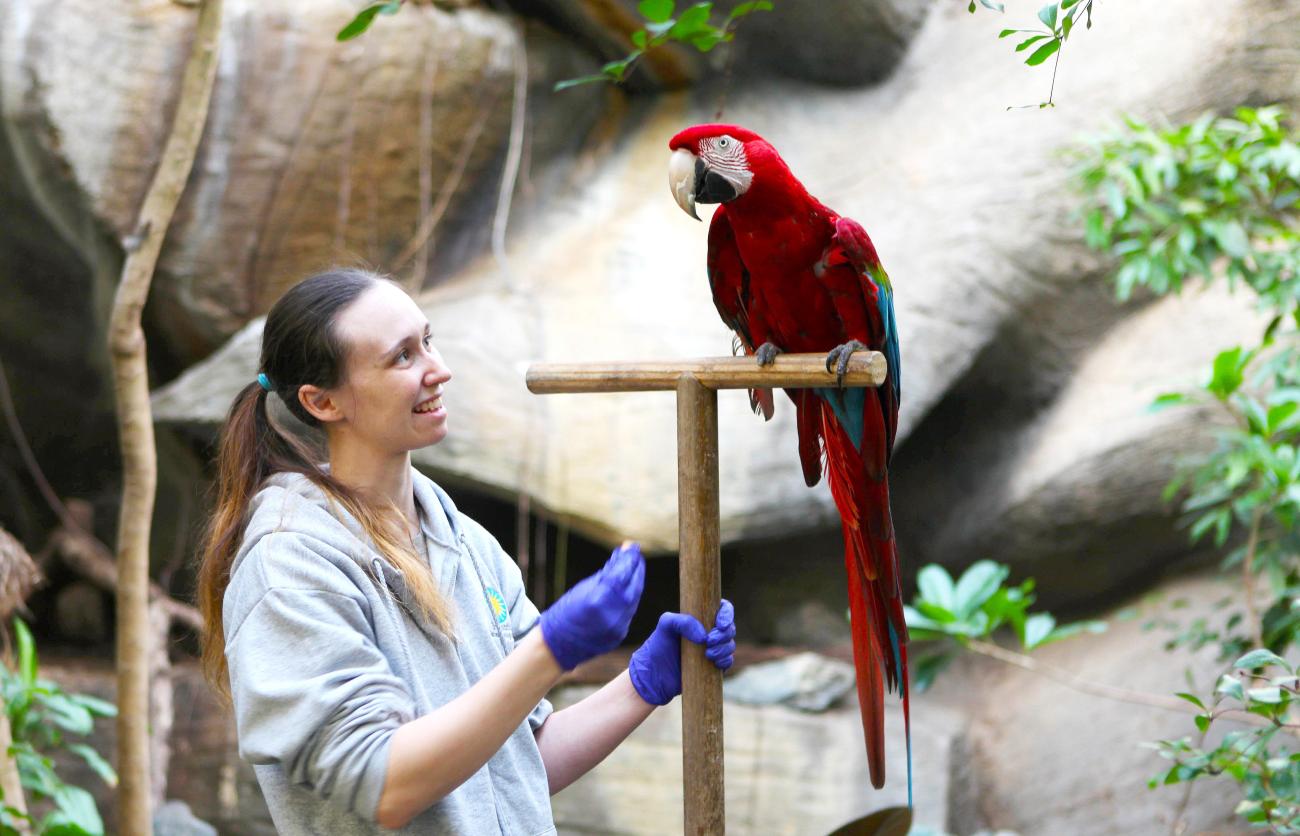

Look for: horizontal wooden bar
[526,352,886,394]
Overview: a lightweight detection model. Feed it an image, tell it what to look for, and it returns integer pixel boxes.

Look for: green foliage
[554,0,774,91]
[1076,107,1300,306]
[336,0,403,42]
[978,1,1096,107]
[0,619,117,836]
[904,560,1105,691]
[1076,105,1300,831]
[1150,650,1300,831]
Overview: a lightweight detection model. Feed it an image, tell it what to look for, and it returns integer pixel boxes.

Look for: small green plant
[904,560,1106,691]
[0,619,117,836]
[1152,650,1300,832]
[554,0,774,91]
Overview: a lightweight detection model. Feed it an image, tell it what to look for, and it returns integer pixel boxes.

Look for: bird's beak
[669,148,701,222]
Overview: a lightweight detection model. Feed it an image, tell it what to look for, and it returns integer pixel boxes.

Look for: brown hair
[197,267,452,696]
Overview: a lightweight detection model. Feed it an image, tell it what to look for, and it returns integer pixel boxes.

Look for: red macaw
[667,124,908,797]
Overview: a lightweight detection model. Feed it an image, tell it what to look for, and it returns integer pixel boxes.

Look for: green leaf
[1194,713,1211,733]
[42,693,93,736]
[638,0,675,23]
[1234,649,1288,669]
[1248,685,1284,704]
[953,561,1009,620]
[1214,220,1251,258]
[632,30,648,48]
[916,565,956,613]
[1174,691,1206,710]
[1149,392,1191,412]
[979,0,1005,9]
[1036,2,1059,30]
[1208,346,1246,399]
[68,694,116,718]
[1025,37,1060,67]
[910,651,953,694]
[669,3,713,39]
[14,619,35,688]
[1217,674,1245,701]
[1023,612,1056,649]
[1268,402,1299,435]
[689,30,725,51]
[336,3,388,42]
[1015,34,1049,52]
[65,744,117,788]
[44,784,103,836]
[727,0,773,21]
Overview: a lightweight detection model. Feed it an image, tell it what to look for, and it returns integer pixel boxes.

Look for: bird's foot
[825,340,870,386]
[755,342,783,367]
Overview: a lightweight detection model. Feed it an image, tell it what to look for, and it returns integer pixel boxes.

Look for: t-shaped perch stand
[525,352,887,835]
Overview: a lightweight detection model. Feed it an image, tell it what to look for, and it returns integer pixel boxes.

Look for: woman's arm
[375,630,561,829]
[532,671,655,794]
[378,542,648,828]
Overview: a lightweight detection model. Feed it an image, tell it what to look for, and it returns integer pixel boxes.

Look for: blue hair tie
[257,373,273,392]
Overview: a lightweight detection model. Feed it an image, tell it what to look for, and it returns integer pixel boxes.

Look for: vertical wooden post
[676,375,723,835]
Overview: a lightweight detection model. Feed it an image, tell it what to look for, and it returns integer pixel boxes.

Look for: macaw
[667,124,908,798]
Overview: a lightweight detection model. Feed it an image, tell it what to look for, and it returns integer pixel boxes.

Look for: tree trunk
[108,1,223,832]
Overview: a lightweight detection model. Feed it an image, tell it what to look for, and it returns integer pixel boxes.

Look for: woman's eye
[422,334,433,347]
[397,349,410,363]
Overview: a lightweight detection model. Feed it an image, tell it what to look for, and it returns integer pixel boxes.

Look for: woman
[197,268,736,834]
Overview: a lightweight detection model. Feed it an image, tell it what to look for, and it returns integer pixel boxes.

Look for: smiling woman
[193,268,738,834]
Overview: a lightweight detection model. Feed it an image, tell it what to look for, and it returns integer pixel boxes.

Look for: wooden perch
[526,351,886,394]
[526,352,886,835]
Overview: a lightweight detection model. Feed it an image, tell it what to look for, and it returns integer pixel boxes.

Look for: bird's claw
[755,342,783,367]
[825,340,869,386]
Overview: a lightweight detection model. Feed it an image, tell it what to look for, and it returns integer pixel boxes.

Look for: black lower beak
[695,158,737,205]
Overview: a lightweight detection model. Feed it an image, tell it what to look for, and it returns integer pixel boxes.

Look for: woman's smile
[413,393,445,418]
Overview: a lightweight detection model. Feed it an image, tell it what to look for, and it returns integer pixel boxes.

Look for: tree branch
[108,0,222,830]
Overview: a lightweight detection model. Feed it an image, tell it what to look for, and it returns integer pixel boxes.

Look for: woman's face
[323,281,453,456]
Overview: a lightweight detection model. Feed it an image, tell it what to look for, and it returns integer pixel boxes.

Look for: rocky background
[3,0,1300,833]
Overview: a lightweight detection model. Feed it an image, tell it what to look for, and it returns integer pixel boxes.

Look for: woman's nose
[424,356,452,386]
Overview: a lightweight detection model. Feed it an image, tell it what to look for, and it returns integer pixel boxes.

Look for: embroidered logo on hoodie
[485,587,508,625]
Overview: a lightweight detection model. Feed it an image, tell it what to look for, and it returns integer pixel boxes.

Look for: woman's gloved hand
[629,599,736,706]
[539,542,645,671]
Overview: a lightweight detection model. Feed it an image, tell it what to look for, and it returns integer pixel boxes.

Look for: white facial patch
[704,135,753,195]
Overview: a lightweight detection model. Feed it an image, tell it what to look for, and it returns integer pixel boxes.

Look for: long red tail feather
[820,400,910,794]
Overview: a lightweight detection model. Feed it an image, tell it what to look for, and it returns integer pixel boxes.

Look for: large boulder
[0,0,609,367]
[155,0,1300,569]
[892,284,1272,606]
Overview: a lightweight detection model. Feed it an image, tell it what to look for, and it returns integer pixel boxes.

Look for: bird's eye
[718,137,729,148]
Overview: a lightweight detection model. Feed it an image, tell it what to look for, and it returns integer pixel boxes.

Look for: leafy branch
[972,0,1097,108]
[554,0,773,91]
[904,560,1106,692]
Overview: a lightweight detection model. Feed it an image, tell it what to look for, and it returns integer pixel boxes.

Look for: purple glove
[540,542,645,671]
[629,599,736,706]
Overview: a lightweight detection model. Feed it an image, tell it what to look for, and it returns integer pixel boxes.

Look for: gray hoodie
[223,468,556,835]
